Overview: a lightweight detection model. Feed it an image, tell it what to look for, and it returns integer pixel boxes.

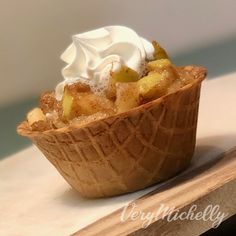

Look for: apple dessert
[27,43,200,131]
[18,26,207,198]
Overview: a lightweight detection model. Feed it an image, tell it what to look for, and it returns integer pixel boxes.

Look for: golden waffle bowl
[17,66,207,198]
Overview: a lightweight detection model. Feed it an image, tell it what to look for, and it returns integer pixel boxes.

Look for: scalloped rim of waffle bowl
[17,66,207,138]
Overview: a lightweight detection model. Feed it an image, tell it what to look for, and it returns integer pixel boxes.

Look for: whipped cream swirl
[55,26,154,100]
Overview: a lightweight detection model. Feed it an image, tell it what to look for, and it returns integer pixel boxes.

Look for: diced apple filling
[28,41,195,131]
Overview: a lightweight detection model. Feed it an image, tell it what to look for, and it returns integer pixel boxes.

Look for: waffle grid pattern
[18,66,206,198]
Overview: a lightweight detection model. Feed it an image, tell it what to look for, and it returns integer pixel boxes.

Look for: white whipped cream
[55,26,154,100]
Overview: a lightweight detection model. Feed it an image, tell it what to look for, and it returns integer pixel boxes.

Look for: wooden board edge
[130,178,236,236]
[72,148,236,236]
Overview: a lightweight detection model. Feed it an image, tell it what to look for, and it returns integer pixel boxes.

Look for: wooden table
[75,148,236,235]
[1,72,236,236]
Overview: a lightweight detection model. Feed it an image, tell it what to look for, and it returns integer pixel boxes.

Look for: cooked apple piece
[138,71,170,100]
[161,66,180,83]
[106,65,139,100]
[62,87,115,120]
[152,41,169,60]
[111,65,139,83]
[75,93,115,116]
[115,82,140,113]
[62,88,75,120]
[27,107,45,126]
[147,59,171,72]
[62,82,92,120]
[27,107,50,131]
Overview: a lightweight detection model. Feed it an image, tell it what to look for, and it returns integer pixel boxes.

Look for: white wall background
[1,0,236,106]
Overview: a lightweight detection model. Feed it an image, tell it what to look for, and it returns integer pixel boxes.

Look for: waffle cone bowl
[17,66,206,198]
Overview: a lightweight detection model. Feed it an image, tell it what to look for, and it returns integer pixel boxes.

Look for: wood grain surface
[73,147,236,236]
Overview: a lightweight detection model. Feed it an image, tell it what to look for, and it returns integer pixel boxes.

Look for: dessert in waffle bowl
[17,26,207,198]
